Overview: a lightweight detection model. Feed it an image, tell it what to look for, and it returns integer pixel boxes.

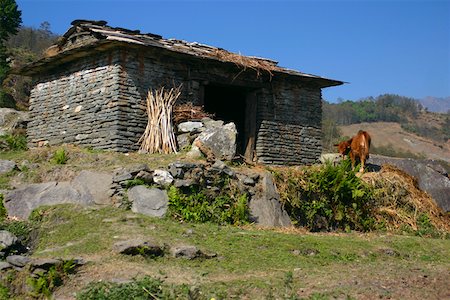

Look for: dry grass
[361,164,450,233]
[211,49,280,79]
[172,103,214,125]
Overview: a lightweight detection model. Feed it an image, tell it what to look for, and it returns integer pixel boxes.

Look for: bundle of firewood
[139,85,182,154]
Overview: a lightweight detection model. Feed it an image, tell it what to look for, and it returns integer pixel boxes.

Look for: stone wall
[255,82,322,165]
[28,51,124,150]
[28,46,323,164]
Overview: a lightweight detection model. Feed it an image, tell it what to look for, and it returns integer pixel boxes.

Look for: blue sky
[17,0,450,102]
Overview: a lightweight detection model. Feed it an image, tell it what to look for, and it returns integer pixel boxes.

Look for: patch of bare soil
[340,122,450,162]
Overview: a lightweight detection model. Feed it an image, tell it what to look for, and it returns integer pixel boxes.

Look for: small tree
[0,0,22,107]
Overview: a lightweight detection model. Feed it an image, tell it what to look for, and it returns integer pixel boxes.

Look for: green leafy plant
[416,213,439,238]
[52,148,68,164]
[167,185,249,225]
[0,134,27,151]
[273,160,375,231]
[0,194,7,222]
[27,260,77,298]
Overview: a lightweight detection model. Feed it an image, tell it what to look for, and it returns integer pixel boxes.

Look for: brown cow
[335,130,371,173]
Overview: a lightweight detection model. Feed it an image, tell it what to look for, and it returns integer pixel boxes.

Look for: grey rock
[71,170,114,205]
[0,230,18,251]
[0,108,29,133]
[210,160,235,177]
[135,170,153,184]
[369,155,450,212]
[186,144,203,159]
[174,179,196,188]
[29,258,61,270]
[113,172,133,183]
[129,186,168,217]
[126,164,150,175]
[0,261,12,270]
[177,121,203,133]
[5,181,91,219]
[249,172,292,227]
[193,122,237,161]
[170,245,217,260]
[176,133,192,150]
[153,169,174,186]
[0,160,16,175]
[5,170,114,219]
[202,118,224,128]
[168,164,184,179]
[237,173,256,186]
[113,239,164,257]
[6,255,31,267]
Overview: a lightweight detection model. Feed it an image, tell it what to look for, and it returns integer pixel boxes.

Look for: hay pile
[361,164,450,233]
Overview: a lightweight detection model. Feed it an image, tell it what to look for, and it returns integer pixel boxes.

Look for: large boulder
[368,155,450,212]
[71,170,114,205]
[192,122,237,161]
[129,186,169,217]
[4,171,114,219]
[249,172,292,227]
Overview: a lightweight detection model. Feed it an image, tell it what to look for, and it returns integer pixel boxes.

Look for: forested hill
[322,94,450,154]
[1,23,59,109]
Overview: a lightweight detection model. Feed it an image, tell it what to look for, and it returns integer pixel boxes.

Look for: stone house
[18,20,343,165]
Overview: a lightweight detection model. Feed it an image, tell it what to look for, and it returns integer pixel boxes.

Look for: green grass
[29,205,450,299]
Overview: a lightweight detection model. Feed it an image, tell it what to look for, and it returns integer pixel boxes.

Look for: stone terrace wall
[28,51,125,150]
[255,81,322,165]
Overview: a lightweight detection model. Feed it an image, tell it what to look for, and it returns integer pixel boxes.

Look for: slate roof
[17,20,343,88]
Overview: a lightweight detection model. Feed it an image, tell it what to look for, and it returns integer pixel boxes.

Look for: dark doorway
[203,84,249,156]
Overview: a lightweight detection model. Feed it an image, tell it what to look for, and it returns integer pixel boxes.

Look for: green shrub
[0,283,10,300]
[0,134,27,151]
[273,160,375,231]
[27,260,77,298]
[0,194,7,222]
[416,213,440,238]
[167,185,249,225]
[52,148,68,164]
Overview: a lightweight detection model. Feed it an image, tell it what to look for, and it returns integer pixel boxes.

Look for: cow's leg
[350,152,356,170]
[359,155,365,173]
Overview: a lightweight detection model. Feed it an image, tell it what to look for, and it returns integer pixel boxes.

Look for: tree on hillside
[0,0,22,107]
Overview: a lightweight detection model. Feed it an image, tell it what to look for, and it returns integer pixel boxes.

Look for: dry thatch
[172,103,214,125]
[210,49,279,79]
[361,164,450,233]
[139,85,182,154]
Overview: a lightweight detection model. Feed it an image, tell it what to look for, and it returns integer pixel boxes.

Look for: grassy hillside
[322,94,449,159]
[0,146,448,299]
[1,204,449,300]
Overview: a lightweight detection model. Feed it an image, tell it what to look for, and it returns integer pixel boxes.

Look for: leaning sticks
[139,85,182,154]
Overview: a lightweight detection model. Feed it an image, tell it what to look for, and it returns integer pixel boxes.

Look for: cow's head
[334,139,352,157]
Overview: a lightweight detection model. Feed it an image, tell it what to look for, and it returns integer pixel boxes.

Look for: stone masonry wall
[255,81,322,165]
[28,46,323,165]
[28,51,125,150]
